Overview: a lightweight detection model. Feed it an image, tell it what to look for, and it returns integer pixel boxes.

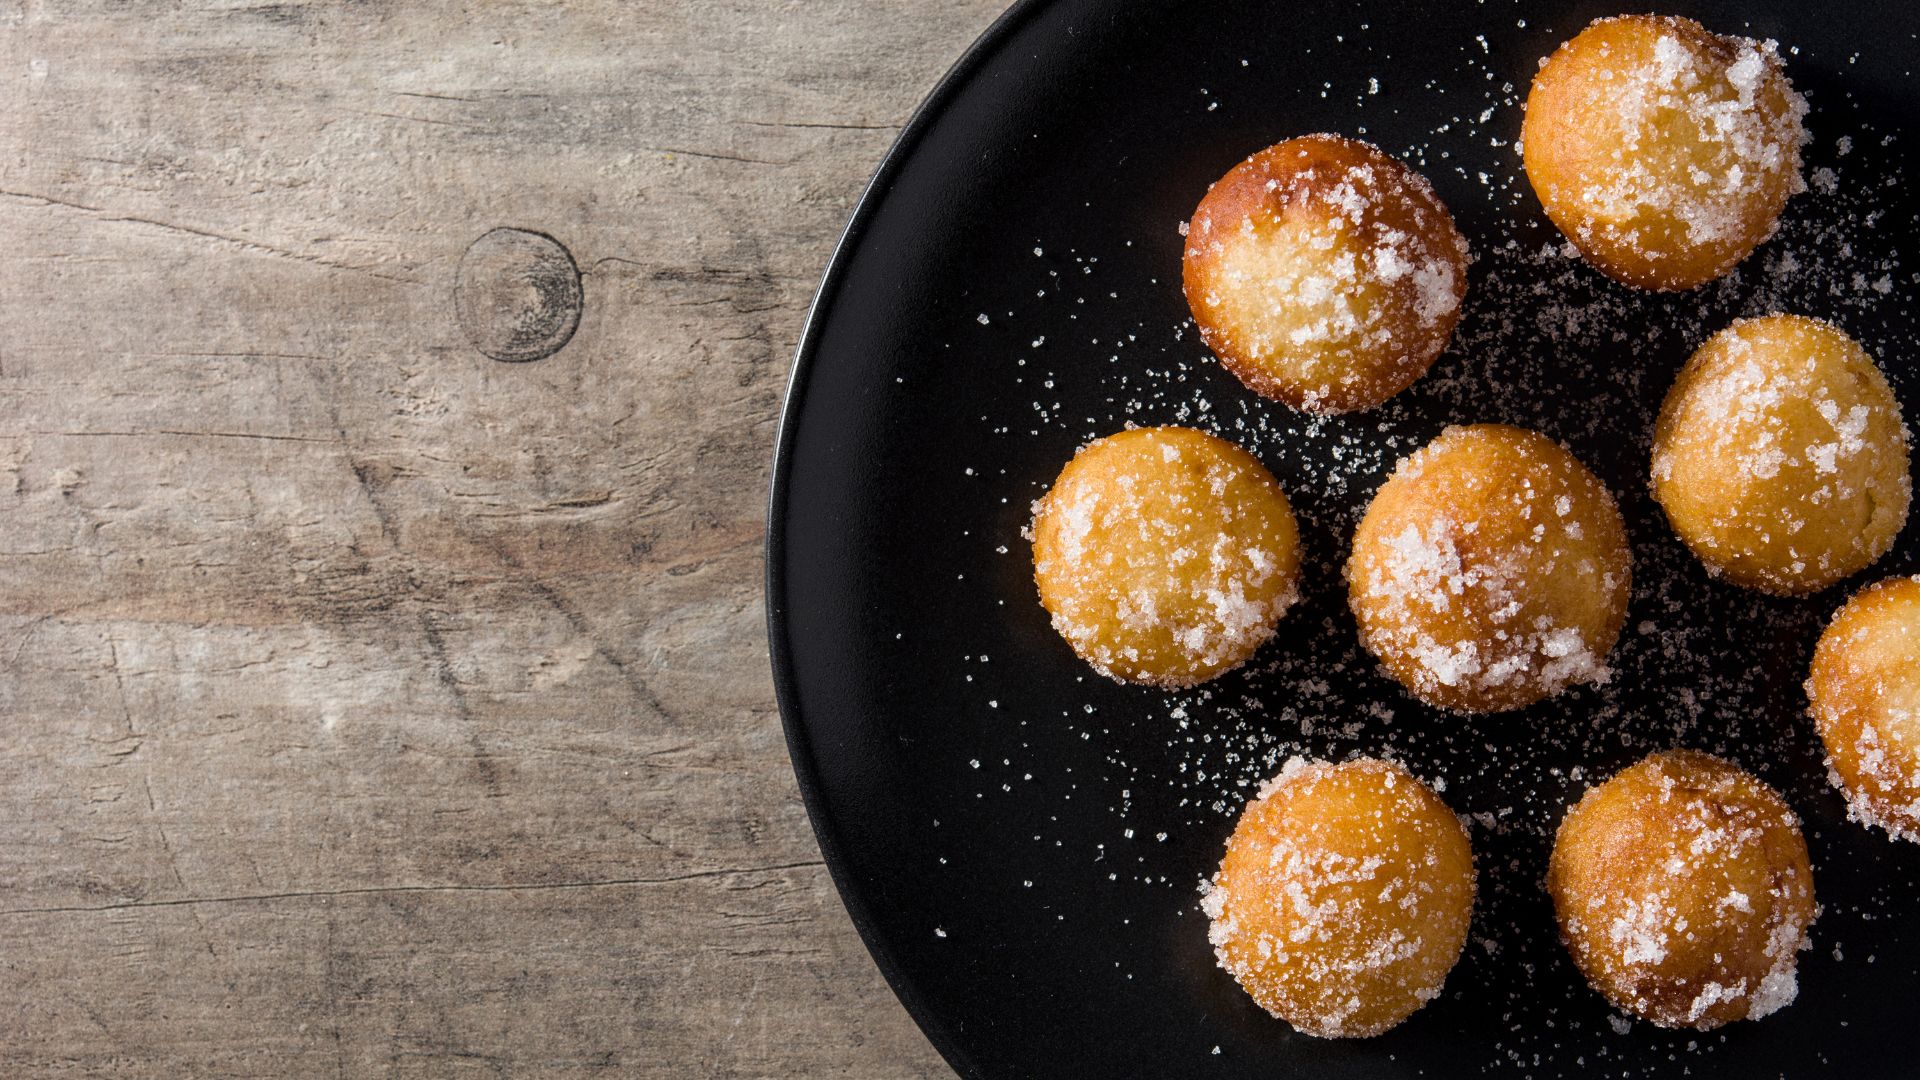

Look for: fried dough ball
[1652,315,1911,595]
[1808,576,1920,842]
[1182,134,1468,413]
[1346,424,1631,713]
[1547,750,1815,1030]
[1522,15,1808,291]
[1202,758,1475,1038]
[1029,426,1301,688]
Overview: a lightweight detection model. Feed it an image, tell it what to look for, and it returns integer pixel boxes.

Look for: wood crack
[0,188,420,284]
[23,428,338,444]
[742,118,901,131]
[0,860,828,916]
[641,145,791,167]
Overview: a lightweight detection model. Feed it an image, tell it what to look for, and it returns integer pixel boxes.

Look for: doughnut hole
[1808,576,1920,841]
[1522,14,1808,291]
[1652,314,1911,595]
[1029,426,1301,688]
[1202,758,1475,1038]
[1183,134,1468,413]
[1347,423,1631,713]
[1548,750,1815,1030]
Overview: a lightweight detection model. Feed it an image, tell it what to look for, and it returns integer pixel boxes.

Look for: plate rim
[763,2,1050,1078]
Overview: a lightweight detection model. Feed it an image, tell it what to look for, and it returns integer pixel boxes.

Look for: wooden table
[0,2,1002,1073]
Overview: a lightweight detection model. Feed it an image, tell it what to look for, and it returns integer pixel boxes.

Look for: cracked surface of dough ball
[1347,423,1631,713]
[1202,758,1474,1038]
[1808,576,1920,842]
[1547,750,1815,1030]
[1652,314,1910,595]
[1029,426,1300,688]
[1182,134,1468,413]
[1522,14,1808,291]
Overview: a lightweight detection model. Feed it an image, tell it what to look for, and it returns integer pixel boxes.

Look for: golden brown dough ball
[1652,314,1911,595]
[1522,14,1808,291]
[1182,134,1468,413]
[1547,750,1815,1030]
[1029,426,1301,688]
[1808,576,1920,842]
[1346,424,1631,713]
[1202,758,1474,1038]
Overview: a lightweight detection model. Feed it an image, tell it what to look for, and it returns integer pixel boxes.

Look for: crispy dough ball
[1652,314,1911,595]
[1182,134,1468,413]
[1202,758,1474,1038]
[1547,750,1815,1030]
[1522,15,1808,291]
[1808,576,1920,841]
[1029,426,1301,688]
[1346,424,1631,713]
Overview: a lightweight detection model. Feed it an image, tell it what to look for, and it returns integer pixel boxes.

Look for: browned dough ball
[1547,750,1815,1030]
[1808,576,1920,842]
[1652,314,1911,595]
[1522,14,1808,291]
[1346,423,1631,713]
[1029,426,1301,688]
[1182,134,1468,413]
[1202,758,1475,1038]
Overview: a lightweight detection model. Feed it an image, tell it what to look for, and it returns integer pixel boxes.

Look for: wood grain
[0,2,1003,1073]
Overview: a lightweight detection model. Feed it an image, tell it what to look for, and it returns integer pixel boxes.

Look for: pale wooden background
[0,1,1007,1074]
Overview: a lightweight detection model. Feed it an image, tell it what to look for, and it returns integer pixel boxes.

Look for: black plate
[766,1,1920,1076]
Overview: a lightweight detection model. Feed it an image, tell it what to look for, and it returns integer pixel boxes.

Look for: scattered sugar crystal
[942,24,1911,1071]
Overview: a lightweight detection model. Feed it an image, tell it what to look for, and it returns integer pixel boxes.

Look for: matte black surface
[767,2,1920,1076]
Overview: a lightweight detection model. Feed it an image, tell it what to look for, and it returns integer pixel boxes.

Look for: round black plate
[767,2,1920,1076]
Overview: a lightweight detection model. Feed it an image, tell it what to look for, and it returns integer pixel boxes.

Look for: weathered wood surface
[0,2,1003,1074]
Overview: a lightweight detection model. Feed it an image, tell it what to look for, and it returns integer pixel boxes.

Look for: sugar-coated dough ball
[1522,15,1808,291]
[1347,424,1631,713]
[1652,314,1911,595]
[1548,750,1815,1030]
[1202,758,1474,1038]
[1182,134,1468,413]
[1808,576,1920,842]
[1029,426,1301,688]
